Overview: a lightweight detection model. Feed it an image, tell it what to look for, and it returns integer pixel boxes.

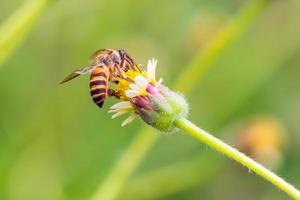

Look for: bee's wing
[89,49,114,64]
[60,65,97,84]
[60,69,82,84]
[89,49,106,62]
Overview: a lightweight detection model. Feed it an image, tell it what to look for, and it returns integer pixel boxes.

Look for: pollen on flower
[126,76,148,98]
[114,69,148,99]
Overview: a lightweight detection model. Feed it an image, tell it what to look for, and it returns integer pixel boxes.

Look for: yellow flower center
[114,69,147,99]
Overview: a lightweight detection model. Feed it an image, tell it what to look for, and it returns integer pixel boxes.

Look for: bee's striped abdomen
[89,66,109,108]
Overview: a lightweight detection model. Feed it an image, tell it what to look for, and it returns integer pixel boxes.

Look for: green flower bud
[134,85,189,132]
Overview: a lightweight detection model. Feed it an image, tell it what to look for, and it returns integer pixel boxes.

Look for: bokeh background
[0,0,300,199]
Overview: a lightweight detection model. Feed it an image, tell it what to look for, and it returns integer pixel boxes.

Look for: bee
[60,49,139,108]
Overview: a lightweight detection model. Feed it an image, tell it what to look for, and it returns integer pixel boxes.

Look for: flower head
[109,58,188,132]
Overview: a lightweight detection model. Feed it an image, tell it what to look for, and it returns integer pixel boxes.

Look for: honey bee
[60,49,139,108]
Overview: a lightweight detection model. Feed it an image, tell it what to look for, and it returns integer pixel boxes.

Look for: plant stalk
[174,117,300,200]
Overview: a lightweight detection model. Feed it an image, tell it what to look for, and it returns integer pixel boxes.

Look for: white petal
[129,83,142,93]
[147,59,153,76]
[134,76,148,90]
[147,58,158,83]
[151,59,157,74]
[121,114,136,126]
[125,76,148,98]
[111,110,128,119]
[125,90,140,98]
[110,101,132,110]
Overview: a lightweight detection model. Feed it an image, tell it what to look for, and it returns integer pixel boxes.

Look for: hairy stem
[174,117,300,200]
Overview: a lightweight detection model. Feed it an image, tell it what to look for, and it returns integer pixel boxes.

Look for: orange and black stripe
[89,66,109,108]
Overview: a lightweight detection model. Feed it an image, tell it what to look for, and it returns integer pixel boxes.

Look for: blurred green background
[0,0,300,199]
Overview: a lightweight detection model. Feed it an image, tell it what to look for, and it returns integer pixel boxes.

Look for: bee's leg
[108,89,120,99]
[115,65,128,79]
[113,69,134,83]
[125,77,134,82]
[118,49,138,72]
[110,76,119,84]
[127,58,140,72]
[108,89,114,96]
[134,64,142,72]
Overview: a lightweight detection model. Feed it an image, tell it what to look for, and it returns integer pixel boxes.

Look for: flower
[109,58,188,132]
[108,101,135,126]
[126,76,148,98]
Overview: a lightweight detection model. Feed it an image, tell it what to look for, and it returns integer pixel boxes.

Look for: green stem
[174,117,300,200]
